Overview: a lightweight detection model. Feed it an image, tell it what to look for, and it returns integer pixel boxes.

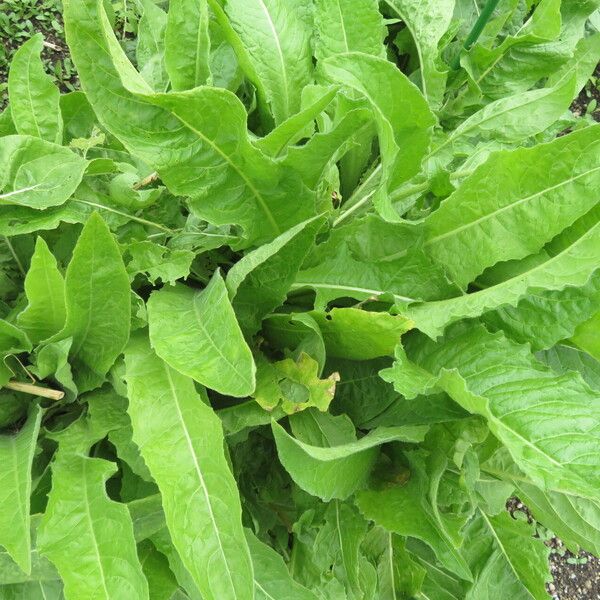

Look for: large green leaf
[0,405,42,574]
[435,73,576,155]
[221,0,313,124]
[17,238,66,344]
[63,0,315,246]
[383,324,600,500]
[8,34,63,143]
[38,417,148,600]
[424,126,600,288]
[314,0,385,64]
[147,273,255,397]
[385,0,455,107]
[49,213,131,390]
[272,421,427,500]
[402,218,600,338]
[164,0,211,90]
[0,136,86,209]
[125,332,254,600]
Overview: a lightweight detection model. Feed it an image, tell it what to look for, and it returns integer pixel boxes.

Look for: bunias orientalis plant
[0,0,599,598]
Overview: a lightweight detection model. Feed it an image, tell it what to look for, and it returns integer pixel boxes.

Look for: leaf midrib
[425,165,600,248]
[171,111,280,235]
[163,363,238,597]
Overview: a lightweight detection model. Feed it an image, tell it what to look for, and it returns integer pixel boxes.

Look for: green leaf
[0,107,16,136]
[0,580,64,599]
[60,91,96,143]
[272,420,427,500]
[245,530,319,600]
[221,0,313,124]
[138,540,179,600]
[31,339,77,401]
[255,87,338,157]
[226,216,323,335]
[314,0,385,64]
[165,0,211,90]
[137,0,168,91]
[572,312,600,361]
[385,0,455,107]
[253,352,339,413]
[0,321,32,386]
[483,271,600,351]
[86,390,152,482]
[0,405,42,574]
[0,136,87,209]
[295,214,457,308]
[321,52,435,205]
[403,217,600,338]
[283,104,374,189]
[436,73,576,154]
[38,417,148,600]
[17,238,66,344]
[384,324,600,500]
[50,213,131,391]
[537,344,600,391]
[125,332,254,600]
[147,272,255,397]
[8,34,63,143]
[0,202,90,237]
[424,126,600,289]
[356,451,473,580]
[483,449,600,556]
[126,241,194,286]
[63,0,315,245]
[264,308,413,360]
[463,511,551,600]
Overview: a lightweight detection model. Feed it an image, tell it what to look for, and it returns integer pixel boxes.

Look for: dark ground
[1,4,600,598]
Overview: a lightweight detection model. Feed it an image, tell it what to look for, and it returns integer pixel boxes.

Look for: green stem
[451,0,501,69]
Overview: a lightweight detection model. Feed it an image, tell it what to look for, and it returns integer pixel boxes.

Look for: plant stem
[333,168,474,227]
[6,381,64,401]
[133,171,159,190]
[451,0,501,69]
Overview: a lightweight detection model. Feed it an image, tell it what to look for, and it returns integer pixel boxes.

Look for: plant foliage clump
[0,0,599,598]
